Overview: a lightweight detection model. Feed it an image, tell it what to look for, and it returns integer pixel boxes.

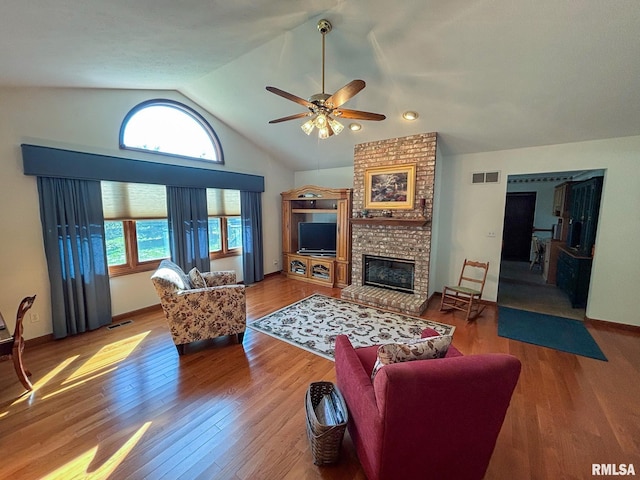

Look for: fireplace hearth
[364,255,415,294]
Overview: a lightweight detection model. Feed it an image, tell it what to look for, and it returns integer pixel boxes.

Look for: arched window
[119,99,223,164]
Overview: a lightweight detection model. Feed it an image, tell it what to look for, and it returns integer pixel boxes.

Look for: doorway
[501,192,536,261]
[496,171,602,320]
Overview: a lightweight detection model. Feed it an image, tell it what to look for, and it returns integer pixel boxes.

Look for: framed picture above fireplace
[364,163,416,209]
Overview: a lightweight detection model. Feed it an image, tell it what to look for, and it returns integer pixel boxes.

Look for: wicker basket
[305,381,348,466]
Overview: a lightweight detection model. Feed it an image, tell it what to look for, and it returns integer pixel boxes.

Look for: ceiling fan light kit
[266,19,385,140]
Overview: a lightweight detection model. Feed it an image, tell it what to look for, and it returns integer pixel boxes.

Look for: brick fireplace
[341,132,436,315]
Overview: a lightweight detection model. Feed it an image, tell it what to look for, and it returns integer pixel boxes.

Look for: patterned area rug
[248,294,455,360]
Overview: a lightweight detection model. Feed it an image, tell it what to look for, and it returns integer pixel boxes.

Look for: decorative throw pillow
[371,334,453,380]
[188,267,207,289]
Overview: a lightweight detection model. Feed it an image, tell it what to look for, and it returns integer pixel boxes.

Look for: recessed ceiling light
[349,123,362,131]
[402,111,419,121]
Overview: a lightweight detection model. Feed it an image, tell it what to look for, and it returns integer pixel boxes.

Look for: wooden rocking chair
[440,260,489,321]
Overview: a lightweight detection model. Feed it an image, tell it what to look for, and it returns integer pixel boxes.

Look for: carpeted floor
[249,294,455,360]
[498,306,607,361]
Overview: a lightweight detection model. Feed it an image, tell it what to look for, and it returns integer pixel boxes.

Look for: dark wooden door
[502,192,536,261]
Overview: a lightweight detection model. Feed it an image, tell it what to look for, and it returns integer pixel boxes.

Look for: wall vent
[472,171,500,184]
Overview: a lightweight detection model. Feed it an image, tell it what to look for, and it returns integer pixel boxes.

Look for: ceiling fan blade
[266,86,314,109]
[334,108,386,121]
[268,112,311,124]
[325,80,366,108]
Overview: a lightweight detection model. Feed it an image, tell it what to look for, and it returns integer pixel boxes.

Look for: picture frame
[364,164,416,210]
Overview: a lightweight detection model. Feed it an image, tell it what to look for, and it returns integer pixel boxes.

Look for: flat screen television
[297,222,337,255]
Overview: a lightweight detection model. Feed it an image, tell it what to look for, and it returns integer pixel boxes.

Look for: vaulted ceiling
[3,1,640,170]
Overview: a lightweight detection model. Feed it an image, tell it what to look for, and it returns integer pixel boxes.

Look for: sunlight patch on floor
[41,421,152,480]
[42,367,118,400]
[7,355,79,408]
[63,331,150,384]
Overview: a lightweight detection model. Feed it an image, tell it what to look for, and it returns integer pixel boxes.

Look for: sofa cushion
[188,267,207,289]
[371,334,453,379]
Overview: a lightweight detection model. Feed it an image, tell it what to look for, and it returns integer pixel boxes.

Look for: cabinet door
[581,178,603,255]
[287,255,308,277]
[553,183,571,217]
[543,239,551,280]
[570,183,584,221]
[309,258,334,282]
[281,201,293,253]
[336,199,351,262]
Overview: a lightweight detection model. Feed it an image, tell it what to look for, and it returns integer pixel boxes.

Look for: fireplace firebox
[363,255,415,294]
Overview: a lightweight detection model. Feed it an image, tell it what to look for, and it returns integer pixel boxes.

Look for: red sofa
[335,330,521,480]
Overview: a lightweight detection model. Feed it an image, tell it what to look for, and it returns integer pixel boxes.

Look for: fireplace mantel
[351,217,430,227]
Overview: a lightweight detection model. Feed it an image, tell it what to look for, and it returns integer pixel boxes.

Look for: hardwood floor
[1,275,639,479]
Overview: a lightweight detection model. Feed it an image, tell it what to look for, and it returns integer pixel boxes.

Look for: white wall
[0,87,293,339]
[428,143,445,297]
[435,135,640,326]
[294,167,353,188]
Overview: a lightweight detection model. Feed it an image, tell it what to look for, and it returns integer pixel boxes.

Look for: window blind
[206,189,240,216]
[102,182,240,220]
[101,181,167,220]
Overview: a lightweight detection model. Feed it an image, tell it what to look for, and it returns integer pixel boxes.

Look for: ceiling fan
[266,19,386,139]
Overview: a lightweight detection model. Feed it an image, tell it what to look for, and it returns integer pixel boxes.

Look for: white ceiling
[3,1,640,171]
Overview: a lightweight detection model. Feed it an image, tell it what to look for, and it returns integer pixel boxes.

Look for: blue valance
[21,144,264,192]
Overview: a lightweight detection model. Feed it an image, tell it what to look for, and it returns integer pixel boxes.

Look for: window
[105,219,171,276]
[119,99,223,164]
[102,181,171,276]
[208,217,242,258]
[102,182,242,276]
[207,189,242,259]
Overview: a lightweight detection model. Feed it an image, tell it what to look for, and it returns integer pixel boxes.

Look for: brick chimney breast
[342,132,437,315]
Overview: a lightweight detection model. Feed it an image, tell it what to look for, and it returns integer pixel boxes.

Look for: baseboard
[432,292,638,330]
[428,291,497,307]
[25,334,55,348]
[264,270,283,279]
[24,304,163,347]
[585,316,640,332]
[112,303,162,323]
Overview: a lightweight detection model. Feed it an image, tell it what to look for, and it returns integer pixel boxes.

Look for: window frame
[209,216,242,260]
[107,217,242,277]
[119,98,224,164]
[107,220,170,277]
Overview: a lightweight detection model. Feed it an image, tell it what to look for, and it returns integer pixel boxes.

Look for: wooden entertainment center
[281,186,352,288]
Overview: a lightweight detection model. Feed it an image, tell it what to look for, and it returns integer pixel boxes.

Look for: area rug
[249,294,455,360]
[498,306,607,361]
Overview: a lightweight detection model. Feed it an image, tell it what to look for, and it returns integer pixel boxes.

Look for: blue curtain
[37,177,112,339]
[167,186,210,272]
[240,191,264,284]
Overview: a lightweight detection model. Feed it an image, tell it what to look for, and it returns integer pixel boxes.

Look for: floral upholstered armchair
[151,259,246,355]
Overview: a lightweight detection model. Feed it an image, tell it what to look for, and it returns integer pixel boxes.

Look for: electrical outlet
[273,259,278,266]
[30,313,40,323]
[487,231,497,238]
